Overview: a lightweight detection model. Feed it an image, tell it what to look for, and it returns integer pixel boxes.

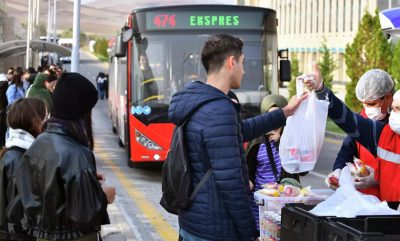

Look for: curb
[101,203,137,241]
[101,225,125,241]
[325,131,345,140]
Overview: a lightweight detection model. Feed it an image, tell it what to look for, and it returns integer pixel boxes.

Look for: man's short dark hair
[201,34,243,74]
[44,70,57,82]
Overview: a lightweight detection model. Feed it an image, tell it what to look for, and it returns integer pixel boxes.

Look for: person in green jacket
[26,73,57,115]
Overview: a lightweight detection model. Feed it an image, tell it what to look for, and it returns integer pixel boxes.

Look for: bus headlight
[135,130,162,150]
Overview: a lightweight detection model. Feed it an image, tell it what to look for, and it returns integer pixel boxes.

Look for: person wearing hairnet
[325,69,394,200]
[302,64,400,206]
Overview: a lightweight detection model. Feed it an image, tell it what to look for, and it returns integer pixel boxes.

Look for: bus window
[131,31,276,122]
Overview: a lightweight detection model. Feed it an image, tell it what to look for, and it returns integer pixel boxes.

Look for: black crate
[281,204,330,241]
[321,216,400,241]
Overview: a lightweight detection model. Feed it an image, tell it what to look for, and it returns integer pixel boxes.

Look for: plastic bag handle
[297,74,317,98]
[296,75,305,98]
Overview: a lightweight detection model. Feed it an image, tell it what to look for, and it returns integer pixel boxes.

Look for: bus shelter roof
[0,40,71,58]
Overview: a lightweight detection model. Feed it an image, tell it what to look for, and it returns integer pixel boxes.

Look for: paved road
[77,51,345,241]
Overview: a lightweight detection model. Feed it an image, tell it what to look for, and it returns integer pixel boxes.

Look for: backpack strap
[179,98,221,200]
[190,168,212,199]
[263,135,280,183]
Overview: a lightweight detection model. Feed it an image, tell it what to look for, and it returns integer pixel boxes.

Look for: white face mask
[364,106,386,121]
[389,111,400,134]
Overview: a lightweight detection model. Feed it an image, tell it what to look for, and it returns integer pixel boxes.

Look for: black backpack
[160,116,212,215]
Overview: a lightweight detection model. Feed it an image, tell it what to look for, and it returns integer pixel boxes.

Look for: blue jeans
[97,83,105,100]
[179,228,212,241]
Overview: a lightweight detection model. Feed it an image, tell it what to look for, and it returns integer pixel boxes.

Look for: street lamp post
[71,0,80,72]
[26,0,33,69]
[47,0,51,42]
[53,0,57,43]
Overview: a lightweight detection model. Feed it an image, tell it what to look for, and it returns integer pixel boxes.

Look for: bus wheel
[118,138,124,147]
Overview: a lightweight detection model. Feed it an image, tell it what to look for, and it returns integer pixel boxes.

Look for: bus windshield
[131,31,276,124]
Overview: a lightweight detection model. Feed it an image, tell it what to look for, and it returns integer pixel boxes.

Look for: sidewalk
[101,203,137,241]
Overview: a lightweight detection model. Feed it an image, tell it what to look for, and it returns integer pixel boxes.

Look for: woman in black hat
[15,73,116,241]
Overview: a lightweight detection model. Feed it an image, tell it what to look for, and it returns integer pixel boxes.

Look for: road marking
[324,137,342,145]
[309,170,326,179]
[96,149,178,241]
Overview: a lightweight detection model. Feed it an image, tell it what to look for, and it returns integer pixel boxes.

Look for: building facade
[236,0,400,93]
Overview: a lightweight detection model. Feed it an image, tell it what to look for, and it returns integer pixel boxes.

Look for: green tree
[38,23,47,36]
[60,28,73,38]
[288,57,302,98]
[60,28,88,46]
[80,32,88,46]
[390,41,400,89]
[344,10,392,112]
[318,41,337,90]
[94,38,108,58]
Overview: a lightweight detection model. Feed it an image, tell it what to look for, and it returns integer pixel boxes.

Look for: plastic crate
[321,216,400,241]
[254,189,334,241]
[280,204,330,241]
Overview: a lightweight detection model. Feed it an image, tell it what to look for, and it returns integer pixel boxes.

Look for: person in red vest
[303,65,400,205]
[325,70,394,199]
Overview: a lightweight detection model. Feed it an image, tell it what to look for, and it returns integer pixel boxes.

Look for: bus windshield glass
[131,31,276,124]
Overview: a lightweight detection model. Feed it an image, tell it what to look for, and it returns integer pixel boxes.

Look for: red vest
[356,143,380,197]
[377,125,400,201]
[355,110,381,198]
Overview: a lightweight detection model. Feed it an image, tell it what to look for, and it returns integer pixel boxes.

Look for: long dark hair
[46,111,94,150]
[12,68,23,88]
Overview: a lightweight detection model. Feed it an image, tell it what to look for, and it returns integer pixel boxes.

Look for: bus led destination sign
[145,11,264,30]
[189,15,240,27]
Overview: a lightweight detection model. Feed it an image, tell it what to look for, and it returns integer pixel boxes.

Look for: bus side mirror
[115,34,126,58]
[279,59,291,82]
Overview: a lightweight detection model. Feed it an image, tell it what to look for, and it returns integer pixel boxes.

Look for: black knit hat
[52,72,98,120]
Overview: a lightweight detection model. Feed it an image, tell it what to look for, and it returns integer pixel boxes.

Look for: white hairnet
[393,90,400,101]
[356,69,394,102]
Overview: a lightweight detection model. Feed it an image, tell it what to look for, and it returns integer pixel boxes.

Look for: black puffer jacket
[0,147,35,241]
[15,123,109,240]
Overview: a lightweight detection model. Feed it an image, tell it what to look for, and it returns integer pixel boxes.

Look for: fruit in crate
[262,182,285,192]
[259,189,280,197]
[282,185,301,197]
[263,182,280,189]
[299,186,312,197]
[257,178,316,197]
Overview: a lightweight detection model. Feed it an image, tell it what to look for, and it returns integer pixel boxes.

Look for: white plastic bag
[279,78,329,173]
[310,166,399,217]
